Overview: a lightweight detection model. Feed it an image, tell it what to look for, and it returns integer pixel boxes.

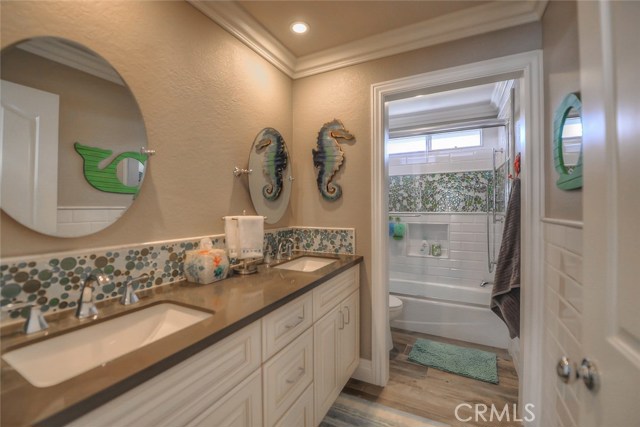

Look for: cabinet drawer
[187,369,262,427]
[67,321,261,427]
[263,328,314,427]
[273,383,314,427]
[313,266,359,321]
[262,292,312,361]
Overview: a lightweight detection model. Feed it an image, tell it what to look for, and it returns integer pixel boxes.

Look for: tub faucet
[480,280,493,288]
[76,273,110,319]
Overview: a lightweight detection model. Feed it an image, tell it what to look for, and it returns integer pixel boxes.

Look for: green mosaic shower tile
[389,171,498,213]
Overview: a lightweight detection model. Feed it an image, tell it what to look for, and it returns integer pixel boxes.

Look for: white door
[578,1,640,426]
[1,80,59,234]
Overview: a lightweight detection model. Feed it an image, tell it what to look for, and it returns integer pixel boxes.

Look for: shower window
[387,135,427,156]
[429,129,482,151]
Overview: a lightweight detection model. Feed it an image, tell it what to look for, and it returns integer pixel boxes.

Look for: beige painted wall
[2,49,147,207]
[1,1,293,256]
[542,0,582,221]
[292,23,542,359]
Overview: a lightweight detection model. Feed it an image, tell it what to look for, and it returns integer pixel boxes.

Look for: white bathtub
[390,278,511,349]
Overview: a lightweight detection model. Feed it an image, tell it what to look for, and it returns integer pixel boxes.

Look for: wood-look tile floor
[343,329,521,427]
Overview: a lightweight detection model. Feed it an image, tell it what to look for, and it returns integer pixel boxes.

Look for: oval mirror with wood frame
[1,36,149,237]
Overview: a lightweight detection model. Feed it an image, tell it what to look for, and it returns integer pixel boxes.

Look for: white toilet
[387,295,404,351]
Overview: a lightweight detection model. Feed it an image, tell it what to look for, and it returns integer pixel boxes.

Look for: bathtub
[389,278,511,349]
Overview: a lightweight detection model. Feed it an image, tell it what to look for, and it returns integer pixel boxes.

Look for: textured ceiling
[236,1,490,57]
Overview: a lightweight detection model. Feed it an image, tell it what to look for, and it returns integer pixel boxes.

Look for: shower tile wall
[389,214,498,290]
[388,127,507,295]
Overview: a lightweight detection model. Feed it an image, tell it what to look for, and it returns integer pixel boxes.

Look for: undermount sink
[274,256,337,272]
[2,303,212,388]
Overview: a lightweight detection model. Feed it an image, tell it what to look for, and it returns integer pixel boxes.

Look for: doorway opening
[366,51,544,426]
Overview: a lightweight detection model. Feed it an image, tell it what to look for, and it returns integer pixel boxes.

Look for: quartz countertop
[0,252,362,427]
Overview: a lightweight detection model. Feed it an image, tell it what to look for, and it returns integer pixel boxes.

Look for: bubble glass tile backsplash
[1,227,354,320]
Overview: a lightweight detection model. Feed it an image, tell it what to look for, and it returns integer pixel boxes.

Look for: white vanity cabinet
[66,321,263,427]
[64,265,360,427]
[312,269,360,425]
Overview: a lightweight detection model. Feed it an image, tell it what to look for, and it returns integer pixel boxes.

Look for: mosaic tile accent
[0,235,225,319]
[264,228,294,257]
[0,227,355,320]
[389,171,495,213]
[495,163,508,214]
[292,227,355,254]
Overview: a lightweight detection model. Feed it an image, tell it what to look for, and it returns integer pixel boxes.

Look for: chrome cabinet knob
[579,358,599,391]
[556,356,576,383]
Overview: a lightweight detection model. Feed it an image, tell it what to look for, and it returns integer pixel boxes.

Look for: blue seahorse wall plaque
[254,128,289,201]
[312,119,354,201]
[74,142,147,194]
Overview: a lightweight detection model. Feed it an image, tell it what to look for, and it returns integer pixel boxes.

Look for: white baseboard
[351,358,374,383]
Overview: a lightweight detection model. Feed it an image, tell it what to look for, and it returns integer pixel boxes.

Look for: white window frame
[427,128,483,152]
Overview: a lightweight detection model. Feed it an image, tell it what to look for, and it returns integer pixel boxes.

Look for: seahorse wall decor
[74,142,147,195]
[254,128,289,201]
[312,119,355,201]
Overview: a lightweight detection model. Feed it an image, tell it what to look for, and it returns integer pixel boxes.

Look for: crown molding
[389,103,498,130]
[188,0,547,80]
[188,0,297,77]
[18,38,124,85]
[492,79,516,118]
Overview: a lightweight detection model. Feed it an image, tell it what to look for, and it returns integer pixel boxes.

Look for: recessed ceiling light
[290,22,309,34]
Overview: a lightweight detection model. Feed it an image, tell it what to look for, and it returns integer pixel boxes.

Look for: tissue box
[184,249,229,284]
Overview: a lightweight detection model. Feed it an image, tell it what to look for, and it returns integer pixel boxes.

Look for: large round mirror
[248,128,292,224]
[553,92,583,190]
[1,37,149,237]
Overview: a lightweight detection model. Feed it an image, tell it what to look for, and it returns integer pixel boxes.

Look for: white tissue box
[184,249,230,284]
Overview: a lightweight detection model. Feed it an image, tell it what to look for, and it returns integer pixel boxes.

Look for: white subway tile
[57,222,92,235]
[557,272,583,314]
[89,221,111,232]
[449,251,486,263]
[450,232,477,242]
[564,227,583,256]
[72,209,109,223]
[57,210,73,223]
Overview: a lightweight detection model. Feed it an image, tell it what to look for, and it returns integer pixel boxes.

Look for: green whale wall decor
[74,142,147,194]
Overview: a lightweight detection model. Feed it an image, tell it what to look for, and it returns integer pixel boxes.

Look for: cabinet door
[187,369,262,427]
[274,384,314,427]
[263,328,313,427]
[338,290,360,386]
[313,304,342,425]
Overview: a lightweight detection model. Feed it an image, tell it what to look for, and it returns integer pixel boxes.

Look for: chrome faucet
[1,302,48,334]
[120,273,149,306]
[76,273,110,319]
[277,238,295,260]
[480,280,493,288]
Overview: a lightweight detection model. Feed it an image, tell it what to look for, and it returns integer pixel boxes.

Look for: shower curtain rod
[388,118,508,139]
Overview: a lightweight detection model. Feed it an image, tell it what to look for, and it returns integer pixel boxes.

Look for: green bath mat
[408,338,498,384]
